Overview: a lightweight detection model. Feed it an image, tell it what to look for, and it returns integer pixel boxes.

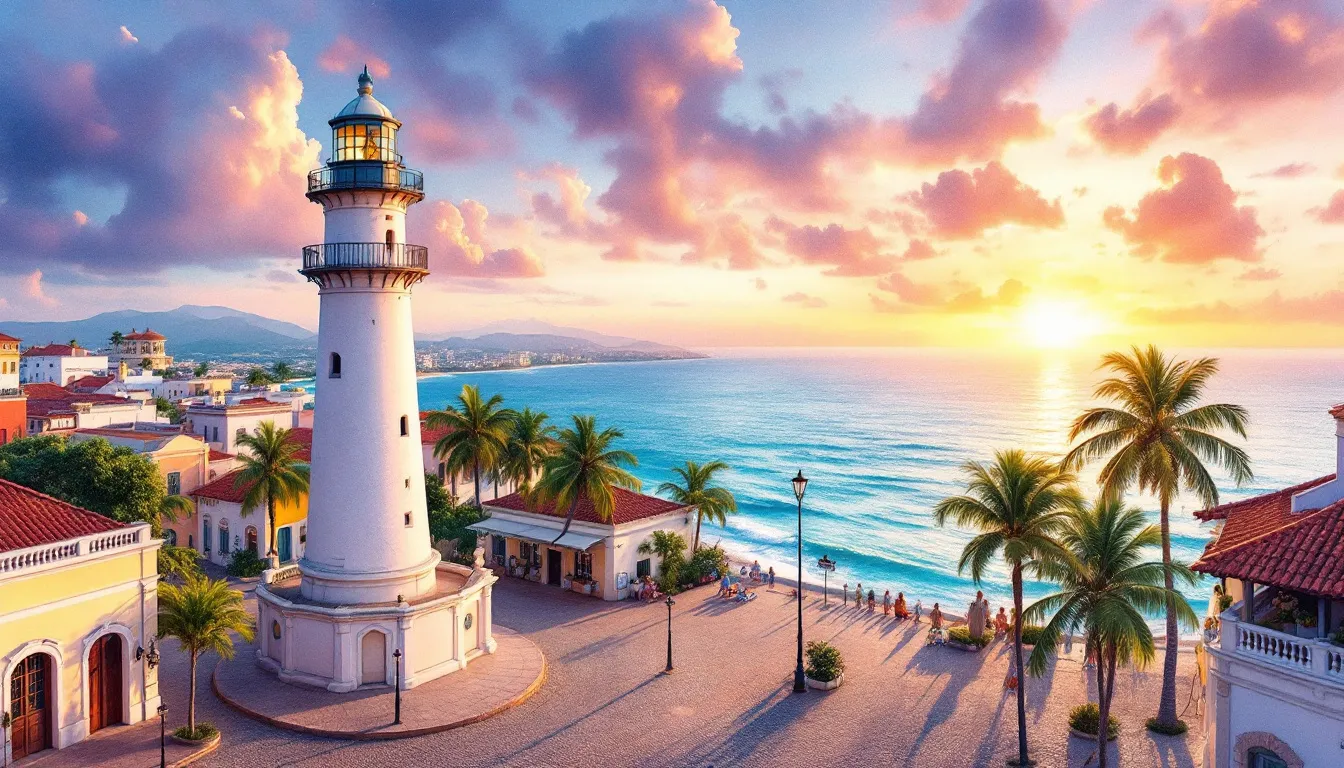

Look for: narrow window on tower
[386,229,395,246]
[400,415,408,436]
[330,352,342,378]
[404,512,412,527]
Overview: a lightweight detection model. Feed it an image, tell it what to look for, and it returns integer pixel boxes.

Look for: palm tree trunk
[1156,495,1180,727]
[1012,563,1030,766]
[473,459,482,509]
[555,497,580,543]
[1096,641,1112,768]
[693,512,703,553]
[188,650,198,733]
[267,496,277,557]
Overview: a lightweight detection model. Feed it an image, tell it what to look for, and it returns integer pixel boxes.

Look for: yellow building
[0,479,161,762]
[109,329,172,371]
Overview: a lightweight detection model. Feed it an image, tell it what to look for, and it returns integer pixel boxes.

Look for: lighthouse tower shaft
[298,70,435,605]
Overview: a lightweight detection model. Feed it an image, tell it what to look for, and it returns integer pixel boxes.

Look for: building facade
[252,71,495,693]
[23,383,159,436]
[19,345,109,386]
[0,333,24,445]
[0,480,161,762]
[191,469,309,568]
[476,488,696,600]
[108,329,172,371]
[183,398,293,454]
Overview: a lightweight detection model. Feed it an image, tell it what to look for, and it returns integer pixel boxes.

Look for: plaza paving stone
[150,577,1202,767]
[17,717,215,768]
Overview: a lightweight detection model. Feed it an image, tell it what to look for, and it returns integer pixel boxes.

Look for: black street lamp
[664,595,676,673]
[392,649,402,725]
[157,703,168,768]
[792,469,808,694]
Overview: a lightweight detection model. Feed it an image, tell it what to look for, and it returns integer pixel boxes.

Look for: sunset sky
[2,0,1343,348]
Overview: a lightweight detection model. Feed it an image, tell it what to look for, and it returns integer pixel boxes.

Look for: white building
[22,383,160,436]
[19,344,109,386]
[1195,404,1344,768]
[183,398,293,453]
[420,412,516,502]
[253,70,495,693]
[476,487,696,600]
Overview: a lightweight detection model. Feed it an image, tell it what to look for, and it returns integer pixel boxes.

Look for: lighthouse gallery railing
[301,242,429,272]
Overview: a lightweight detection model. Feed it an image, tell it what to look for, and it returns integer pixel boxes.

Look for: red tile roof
[191,469,252,503]
[21,344,92,357]
[22,383,135,417]
[288,427,312,461]
[0,332,19,343]
[485,486,688,526]
[419,412,452,446]
[68,374,115,391]
[208,449,235,462]
[0,479,127,552]
[124,329,166,341]
[1193,475,1344,598]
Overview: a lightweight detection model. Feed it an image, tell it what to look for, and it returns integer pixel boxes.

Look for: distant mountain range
[0,308,700,361]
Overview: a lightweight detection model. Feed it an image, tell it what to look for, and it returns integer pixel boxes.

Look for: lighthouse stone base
[253,559,497,693]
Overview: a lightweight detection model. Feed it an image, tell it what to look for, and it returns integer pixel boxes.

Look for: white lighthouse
[253,71,496,692]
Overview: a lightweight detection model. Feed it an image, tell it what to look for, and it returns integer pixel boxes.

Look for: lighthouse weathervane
[251,70,496,693]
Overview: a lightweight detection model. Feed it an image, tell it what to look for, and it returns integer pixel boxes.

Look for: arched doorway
[88,634,123,733]
[359,630,387,686]
[9,652,53,760]
[246,526,258,555]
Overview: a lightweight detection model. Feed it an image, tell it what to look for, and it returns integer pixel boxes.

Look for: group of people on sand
[841,582,924,623]
[717,560,778,601]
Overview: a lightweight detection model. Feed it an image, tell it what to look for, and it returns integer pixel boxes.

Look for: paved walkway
[212,628,545,738]
[145,577,1200,767]
[17,718,215,768]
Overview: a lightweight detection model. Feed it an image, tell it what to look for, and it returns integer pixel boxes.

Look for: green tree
[503,407,557,498]
[234,423,309,560]
[193,361,210,377]
[69,338,78,348]
[1063,345,1251,732]
[141,357,153,369]
[1024,497,1198,768]
[426,385,514,509]
[637,529,688,592]
[425,473,484,554]
[155,396,181,424]
[157,576,254,737]
[657,460,737,552]
[0,435,167,531]
[271,361,293,382]
[109,330,124,348]
[245,368,272,387]
[534,415,640,541]
[157,545,203,582]
[933,450,1083,768]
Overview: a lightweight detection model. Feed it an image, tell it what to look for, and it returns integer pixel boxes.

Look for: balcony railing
[1216,608,1344,685]
[0,525,148,576]
[301,242,429,273]
[307,163,423,196]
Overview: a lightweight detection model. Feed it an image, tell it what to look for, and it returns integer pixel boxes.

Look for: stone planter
[946,640,984,653]
[1069,727,1116,742]
[805,673,843,691]
[171,730,222,749]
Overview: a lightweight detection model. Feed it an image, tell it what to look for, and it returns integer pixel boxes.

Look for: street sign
[817,556,836,606]
[817,556,836,571]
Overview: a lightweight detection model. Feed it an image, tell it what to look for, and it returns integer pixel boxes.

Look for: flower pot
[805,672,843,691]
[1069,727,1116,743]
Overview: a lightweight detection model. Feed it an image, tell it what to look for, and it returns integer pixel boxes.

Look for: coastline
[415,355,709,377]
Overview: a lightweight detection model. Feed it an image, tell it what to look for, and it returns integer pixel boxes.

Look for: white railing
[1235,622,1314,672]
[1220,609,1344,685]
[263,563,301,584]
[0,525,147,575]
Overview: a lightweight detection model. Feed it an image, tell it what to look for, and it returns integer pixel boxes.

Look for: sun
[1018,298,1100,349]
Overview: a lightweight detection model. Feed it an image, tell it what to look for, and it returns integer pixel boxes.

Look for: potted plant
[946,625,992,652]
[804,640,845,690]
[1297,611,1318,638]
[1272,593,1299,633]
[1068,703,1119,742]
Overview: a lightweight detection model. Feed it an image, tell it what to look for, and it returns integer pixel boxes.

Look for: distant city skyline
[2,0,1343,349]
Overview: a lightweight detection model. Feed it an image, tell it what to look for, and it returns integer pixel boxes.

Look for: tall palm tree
[534,415,640,541]
[245,368,272,387]
[933,450,1083,768]
[1024,497,1198,768]
[503,407,557,499]
[1064,345,1251,731]
[657,460,737,552]
[426,385,514,508]
[109,330,124,348]
[158,575,254,736]
[234,422,310,561]
[271,361,294,382]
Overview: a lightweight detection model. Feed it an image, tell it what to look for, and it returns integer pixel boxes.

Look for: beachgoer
[883,590,892,615]
[719,572,732,598]
[842,583,848,604]
[750,560,762,582]
[894,592,910,619]
[913,600,923,623]
[967,590,988,638]
[929,602,944,630]
[867,589,876,611]
[768,566,776,590]
[855,582,863,608]
[994,607,1009,637]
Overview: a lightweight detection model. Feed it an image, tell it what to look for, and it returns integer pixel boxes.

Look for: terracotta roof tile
[191,469,252,503]
[485,486,688,526]
[0,332,20,343]
[68,374,115,391]
[21,344,93,357]
[208,449,235,462]
[124,329,166,341]
[0,479,127,552]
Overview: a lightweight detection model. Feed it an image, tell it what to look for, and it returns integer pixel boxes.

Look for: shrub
[1069,703,1119,739]
[1332,626,1344,647]
[947,626,992,648]
[1145,717,1188,736]
[1019,624,1045,646]
[173,722,219,742]
[681,545,729,586]
[1217,592,1233,613]
[804,640,844,683]
[226,548,266,578]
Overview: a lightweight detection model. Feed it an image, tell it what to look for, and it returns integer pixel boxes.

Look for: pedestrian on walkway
[842,583,848,604]
[768,566,775,590]
[855,582,863,608]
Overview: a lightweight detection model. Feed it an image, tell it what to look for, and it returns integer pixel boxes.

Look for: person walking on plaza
[867,589,876,612]
[967,589,988,638]
[768,566,775,590]
[855,582,863,608]
[914,599,923,623]
[929,602,943,630]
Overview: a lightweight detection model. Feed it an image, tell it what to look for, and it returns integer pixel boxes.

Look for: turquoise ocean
[309,347,1344,622]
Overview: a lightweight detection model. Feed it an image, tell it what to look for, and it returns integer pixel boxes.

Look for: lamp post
[792,469,808,693]
[392,649,402,725]
[157,703,167,768]
[664,595,676,673]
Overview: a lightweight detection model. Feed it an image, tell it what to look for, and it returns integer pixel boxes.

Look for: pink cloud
[316,35,391,79]
[24,270,57,307]
[1252,162,1315,179]
[1132,289,1344,325]
[782,292,827,309]
[907,161,1064,238]
[414,200,545,278]
[871,275,1028,313]
[1084,91,1180,155]
[905,0,972,25]
[1314,190,1344,224]
[764,217,895,276]
[901,239,939,261]
[1237,267,1281,281]
[1104,153,1263,263]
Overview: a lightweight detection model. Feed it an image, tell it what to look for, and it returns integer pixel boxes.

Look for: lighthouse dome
[335,67,394,120]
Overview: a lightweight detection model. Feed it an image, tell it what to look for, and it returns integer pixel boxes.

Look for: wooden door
[547,549,562,585]
[360,631,386,685]
[88,634,123,733]
[9,653,52,760]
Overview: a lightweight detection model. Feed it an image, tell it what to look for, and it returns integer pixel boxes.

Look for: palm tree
[234,422,310,561]
[158,493,194,534]
[245,368,272,387]
[1064,345,1251,731]
[503,407,557,499]
[193,361,210,377]
[657,460,737,552]
[534,415,640,541]
[271,361,293,382]
[933,450,1083,768]
[426,385,514,508]
[158,575,254,736]
[109,330,124,348]
[1024,497,1197,768]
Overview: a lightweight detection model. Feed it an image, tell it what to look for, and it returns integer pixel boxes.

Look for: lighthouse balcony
[301,242,429,275]
[306,163,424,198]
